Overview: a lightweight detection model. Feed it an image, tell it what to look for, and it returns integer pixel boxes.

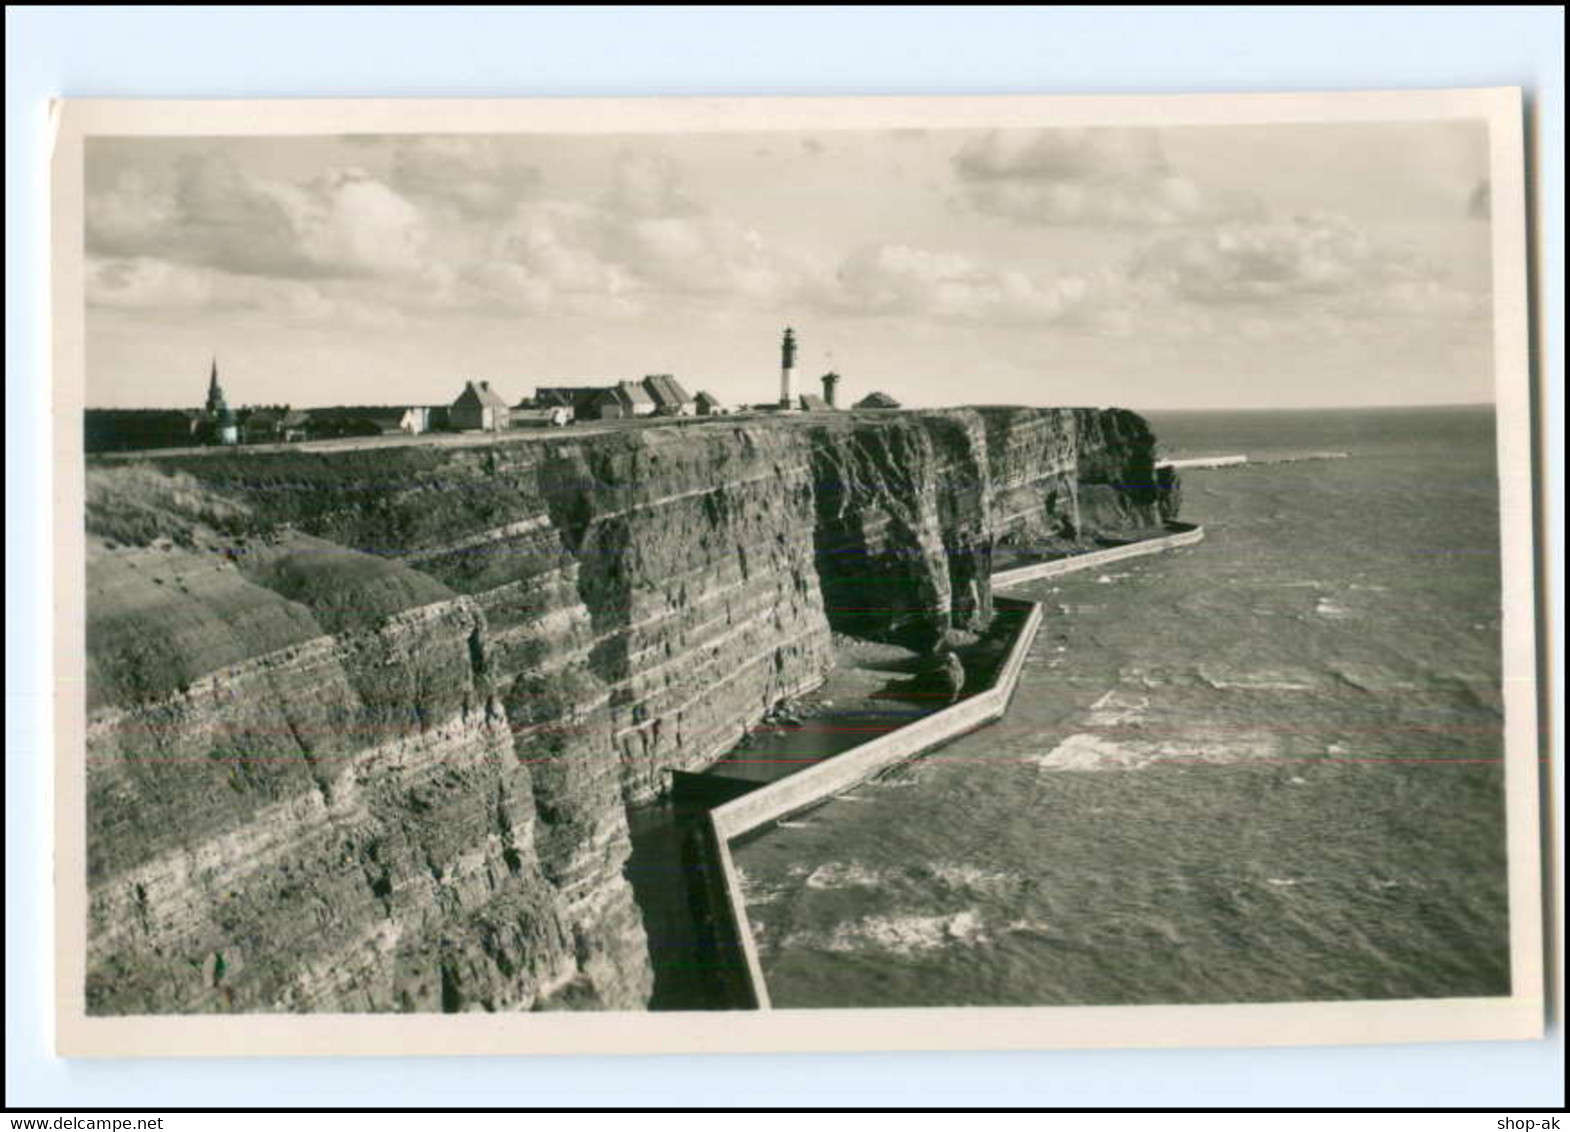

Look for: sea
[723,405,1513,1008]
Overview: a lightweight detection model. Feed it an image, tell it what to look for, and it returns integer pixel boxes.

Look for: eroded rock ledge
[83,406,1176,1014]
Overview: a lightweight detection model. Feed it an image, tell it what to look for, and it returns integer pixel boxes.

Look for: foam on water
[1033,733,1153,772]
[804,861,880,890]
[926,862,1019,896]
[1198,666,1317,692]
[787,909,991,957]
[1314,597,1351,619]
[1086,689,1150,725]
[733,407,1509,1009]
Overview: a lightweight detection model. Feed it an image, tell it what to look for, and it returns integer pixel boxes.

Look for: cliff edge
[82,406,1177,1014]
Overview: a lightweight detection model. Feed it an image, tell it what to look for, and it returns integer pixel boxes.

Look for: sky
[83,120,1495,411]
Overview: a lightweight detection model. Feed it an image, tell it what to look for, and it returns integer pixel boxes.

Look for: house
[614,380,657,417]
[539,386,627,420]
[450,380,511,431]
[358,406,440,435]
[511,406,572,428]
[531,381,658,420]
[533,388,575,410]
[589,388,628,419]
[239,410,276,445]
[538,386,628,420]
[279,409,310,441]
[240,407,308,444]
[346,408,411,435]
[694,391,728,416]
[797,393,832,413]
[536,386,615,420]
[642,373,695,416]
[854,391,901,410]
[514,398,574,425]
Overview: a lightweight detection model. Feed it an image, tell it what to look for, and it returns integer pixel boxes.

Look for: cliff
[82,406,1177,1014]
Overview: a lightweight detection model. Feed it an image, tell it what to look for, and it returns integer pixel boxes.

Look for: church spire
[205,356,227,414]
[203,356,238,445]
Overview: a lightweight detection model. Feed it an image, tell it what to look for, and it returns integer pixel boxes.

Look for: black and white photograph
[51,89,1543,1056]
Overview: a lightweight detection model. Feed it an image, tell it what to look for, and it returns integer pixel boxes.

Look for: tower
[779,327,797,408]
[821,371,840,408]
[205,357,238,446]
[204,356,227,415]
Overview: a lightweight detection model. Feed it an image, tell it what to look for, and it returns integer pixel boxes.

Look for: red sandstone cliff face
[81,407,1176,1014]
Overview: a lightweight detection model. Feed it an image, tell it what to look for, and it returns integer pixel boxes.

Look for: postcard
[53,88,1544,1056]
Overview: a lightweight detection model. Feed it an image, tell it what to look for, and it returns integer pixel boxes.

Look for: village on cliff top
[85,328,906,454]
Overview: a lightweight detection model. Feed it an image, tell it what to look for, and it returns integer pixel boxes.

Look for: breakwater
[992,521,1205,589]
[1157,454,1248,469]
[677,595,1045,1009]
[1156,451,1350,470]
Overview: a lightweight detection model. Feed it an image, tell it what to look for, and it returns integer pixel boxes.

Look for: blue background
[7,5,1562,1110]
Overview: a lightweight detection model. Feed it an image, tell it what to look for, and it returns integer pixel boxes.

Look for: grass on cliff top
[85,546,325,712]
[236,536,456,636]
[86,465,255,548]
[86,534,462,712]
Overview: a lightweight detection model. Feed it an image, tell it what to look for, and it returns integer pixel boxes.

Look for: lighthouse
[779,327,797,408]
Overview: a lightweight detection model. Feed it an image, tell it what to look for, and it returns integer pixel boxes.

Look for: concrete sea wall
[1157,455,1248,470]
[1155,452,1350,470]
[992,521,1205,589]
[691,596,1046,1009]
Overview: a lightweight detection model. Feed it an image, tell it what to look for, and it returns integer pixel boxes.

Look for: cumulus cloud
[1126,212,1487,331]
[820,243,1097,326]
[86,255,403,327]
[483,154,801,304]
[88,154,427,280]
[953,128,1262,227]
[604,213,792,297]
[387,136,542,220]
[85,144,805,323]
[603,153,702,219]
[86,256,221,310]
[456,260,637,318]
[492,201,638,297]
[812,208,1487,345]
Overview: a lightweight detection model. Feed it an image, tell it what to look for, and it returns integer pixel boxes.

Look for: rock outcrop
[82,406,1176,1014]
